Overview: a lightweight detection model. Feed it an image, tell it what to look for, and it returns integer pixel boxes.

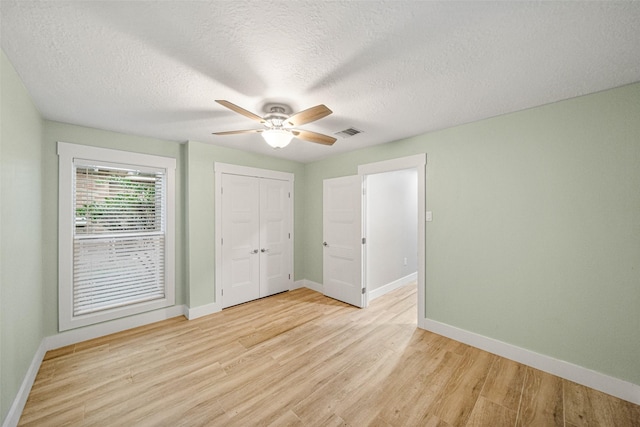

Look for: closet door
[259,179,291,297]
[221,174,260,308]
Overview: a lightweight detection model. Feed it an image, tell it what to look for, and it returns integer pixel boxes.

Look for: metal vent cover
[334,127,363,138]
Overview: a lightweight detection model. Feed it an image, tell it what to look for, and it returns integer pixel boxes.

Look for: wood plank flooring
[20,285,640,426]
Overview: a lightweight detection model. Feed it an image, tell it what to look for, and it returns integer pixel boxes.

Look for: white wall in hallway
[366,168,418,293]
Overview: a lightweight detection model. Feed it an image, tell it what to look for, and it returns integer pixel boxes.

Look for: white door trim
[214,162,294,181]
[358,154,426,328]
[214,163,294,310]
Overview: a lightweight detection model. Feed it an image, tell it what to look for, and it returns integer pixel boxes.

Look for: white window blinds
[73,164,166,316]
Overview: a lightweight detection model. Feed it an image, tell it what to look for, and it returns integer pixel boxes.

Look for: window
[58,142,175,331]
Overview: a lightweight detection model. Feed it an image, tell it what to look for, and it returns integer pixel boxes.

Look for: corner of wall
[1,49,47,424]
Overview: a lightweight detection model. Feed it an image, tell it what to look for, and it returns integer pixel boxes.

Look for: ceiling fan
[213,100,337,148]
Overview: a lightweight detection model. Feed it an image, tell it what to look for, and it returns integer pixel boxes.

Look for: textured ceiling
[2,1,640,163]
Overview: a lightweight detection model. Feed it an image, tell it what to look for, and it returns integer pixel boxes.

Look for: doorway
[364,168,418,304]
[321,154,426,324]
[359,154,426,327]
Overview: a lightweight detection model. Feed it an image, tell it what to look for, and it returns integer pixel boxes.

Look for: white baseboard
[44,304,186,351]
[293,279,323,293]
[421,318,640,406]
[368,272,417,301]
[2,341,47,427]
[7,297,638,427]
[186,301,220,320]
[3,305,187,427]
[290,280,305,290]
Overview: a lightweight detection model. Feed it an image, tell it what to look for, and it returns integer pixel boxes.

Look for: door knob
[261,248,270,253]
[323,242,328,247]
[250,249,259,254]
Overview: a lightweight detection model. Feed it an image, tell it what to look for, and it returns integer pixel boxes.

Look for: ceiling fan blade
[286,104,332,127]
[291,129,337,146]
[212,129,263,135]
[215,100,265,123]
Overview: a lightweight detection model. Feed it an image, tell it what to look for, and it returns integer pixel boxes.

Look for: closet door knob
[250,249,259,254]
[323,242,328,247]
[261,248,269,253]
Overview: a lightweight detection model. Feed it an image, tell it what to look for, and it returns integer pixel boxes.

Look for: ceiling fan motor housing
[263,104,292,128]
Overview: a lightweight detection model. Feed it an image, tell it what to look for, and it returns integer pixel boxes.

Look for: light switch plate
[426,211,433,222]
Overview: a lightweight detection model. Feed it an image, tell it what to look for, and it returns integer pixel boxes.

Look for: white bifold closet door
[221,174,291,308]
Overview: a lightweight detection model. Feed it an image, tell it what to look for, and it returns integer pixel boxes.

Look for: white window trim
[58,142,176,331]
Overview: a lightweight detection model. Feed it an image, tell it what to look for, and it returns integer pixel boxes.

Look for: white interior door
[221,174,260,308]
[259,179,291,296]
[323,175,363,307]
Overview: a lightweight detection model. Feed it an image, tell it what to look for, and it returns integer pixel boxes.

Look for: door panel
[221,174,291,308]
[323,175,363,307]
[260,179,291,296]
[221,174,260,308]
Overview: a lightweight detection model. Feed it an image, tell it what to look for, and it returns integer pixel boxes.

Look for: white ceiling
[2,1,640,163]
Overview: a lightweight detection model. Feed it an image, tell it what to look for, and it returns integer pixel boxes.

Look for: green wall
[42,121,186,336]
[304,83,640,386]
[1,51,45,422]
[2,46,639,423]
[2,48,307,419]
[185,141,306,308]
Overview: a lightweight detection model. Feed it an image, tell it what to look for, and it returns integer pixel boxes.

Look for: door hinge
[362,237,366,244]
[288,233,291,239]
[289,274,291,280]
[221,289,224,296]
[221,238,223,245]
[362,287,366,294]
[221,187,223,194]
[362,188,366,195]
[288,192,291,198]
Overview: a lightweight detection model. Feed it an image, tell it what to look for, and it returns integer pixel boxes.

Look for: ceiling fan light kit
[262,129,293,148]
[213,100,337,148]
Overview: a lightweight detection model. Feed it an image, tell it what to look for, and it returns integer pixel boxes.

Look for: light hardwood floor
[20,285,640,426]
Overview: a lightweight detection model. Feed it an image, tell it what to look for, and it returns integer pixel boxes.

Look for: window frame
[58,142,176,331]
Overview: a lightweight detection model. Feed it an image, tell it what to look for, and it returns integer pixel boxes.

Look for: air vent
[334,127,363,138]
